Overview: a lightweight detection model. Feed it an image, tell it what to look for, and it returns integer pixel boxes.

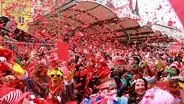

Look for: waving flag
[56,41,70,62]
[169,0,184,28]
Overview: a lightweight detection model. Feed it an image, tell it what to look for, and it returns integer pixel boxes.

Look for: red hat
[0,47,13,61]
[0,47,13,72]
[170,61,181,70]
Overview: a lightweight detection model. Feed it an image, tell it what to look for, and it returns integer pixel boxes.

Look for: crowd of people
[0,40,184,104]
[0,14,184,104]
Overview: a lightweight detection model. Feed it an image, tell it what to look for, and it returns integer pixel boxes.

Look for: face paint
[48,69,63,78]
[47,69,63,87]
[99,79,117,96]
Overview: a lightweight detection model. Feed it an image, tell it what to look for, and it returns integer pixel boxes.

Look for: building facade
[1,0,32,31]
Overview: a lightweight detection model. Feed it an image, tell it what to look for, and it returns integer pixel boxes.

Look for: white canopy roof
[95,0,184,41]
[29,0,175,46]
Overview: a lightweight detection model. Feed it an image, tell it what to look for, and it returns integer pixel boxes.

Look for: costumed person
[128,76,148,104]
[74,55,110,102]
[81,77,128,104]
[140,60,157,88]
[154,59,184,104]
[169,71,184,104]
[109,55,126,93]
[73,55,96,101]
[0,75,23,104]
[28,63,50,98]
[139,87,178,104]
[0,46,13,74]
[47,67,75,103]
[118,73,133,97]
[0,46,23,104]
[140,59,154,79]
[154,59,167,79]
[126,55,141,72]
[7,60,75,104]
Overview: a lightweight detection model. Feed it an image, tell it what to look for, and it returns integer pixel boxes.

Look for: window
[18,17,24,23]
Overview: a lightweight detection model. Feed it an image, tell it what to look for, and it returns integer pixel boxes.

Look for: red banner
[56,41,70,62]
[169,0,184,28]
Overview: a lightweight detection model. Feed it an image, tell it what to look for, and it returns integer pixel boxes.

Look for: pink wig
[139,87,178,104]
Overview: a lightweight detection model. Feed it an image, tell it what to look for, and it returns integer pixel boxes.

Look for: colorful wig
[139,87,178,104]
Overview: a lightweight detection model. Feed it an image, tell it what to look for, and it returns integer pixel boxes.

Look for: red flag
[169,0,184,28]
[56,41,70,62]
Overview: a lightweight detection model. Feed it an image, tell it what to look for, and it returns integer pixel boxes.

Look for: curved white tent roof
[95,0,184,41]
[29,0,175,47]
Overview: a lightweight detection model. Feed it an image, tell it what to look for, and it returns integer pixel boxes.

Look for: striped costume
[0,87,22,104]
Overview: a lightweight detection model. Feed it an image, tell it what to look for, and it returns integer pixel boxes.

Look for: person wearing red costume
[81,78,128,104]
[74,55,110,102]
[0,46,24,104]
[9,63,75,104]
[0,75,23,104]
[0,46,76,104]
